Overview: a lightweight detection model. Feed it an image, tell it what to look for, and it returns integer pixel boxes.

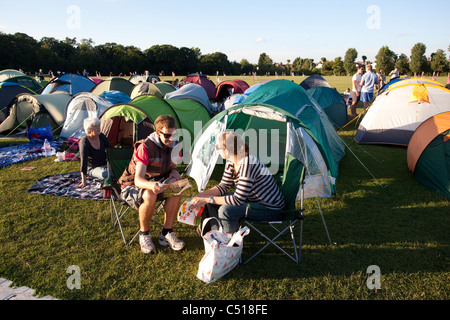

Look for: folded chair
[104,147,164,245]
[241,153,306,264]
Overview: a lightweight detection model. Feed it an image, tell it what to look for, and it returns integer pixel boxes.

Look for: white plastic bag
[196,217,250,284]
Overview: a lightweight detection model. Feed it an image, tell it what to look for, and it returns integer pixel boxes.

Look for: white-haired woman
[74,117,112,188]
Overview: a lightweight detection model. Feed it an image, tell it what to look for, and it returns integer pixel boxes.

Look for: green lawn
[0,76,448,302]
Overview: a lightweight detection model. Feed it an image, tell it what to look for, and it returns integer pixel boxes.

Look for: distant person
[350,65,364,117]
[37,69,45,82]
[389,67,399,80]
[360,64,379,109]
[75,118,113,189]
[377,69,386,91]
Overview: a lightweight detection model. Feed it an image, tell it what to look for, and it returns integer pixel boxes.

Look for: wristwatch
[209,196,214,204]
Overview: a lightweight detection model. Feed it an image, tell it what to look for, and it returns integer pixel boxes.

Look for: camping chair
[104,147,164,245]
[241,153,306,264]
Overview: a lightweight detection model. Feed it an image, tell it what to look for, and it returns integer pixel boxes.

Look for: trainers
[158,232,185,251]
[139,233,156,254]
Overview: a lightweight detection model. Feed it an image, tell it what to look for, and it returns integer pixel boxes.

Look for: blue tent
[99,90,131,105]
[307,86,348,129]
[41,73,95,95]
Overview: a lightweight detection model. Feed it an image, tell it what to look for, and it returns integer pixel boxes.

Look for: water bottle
[43,139,51,157]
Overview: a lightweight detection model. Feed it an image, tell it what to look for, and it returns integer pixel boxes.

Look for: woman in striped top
[190,131,286,234]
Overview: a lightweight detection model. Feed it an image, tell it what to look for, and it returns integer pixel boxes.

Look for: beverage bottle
[43,139,51,157]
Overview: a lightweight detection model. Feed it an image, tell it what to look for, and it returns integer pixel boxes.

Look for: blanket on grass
[28,171,106,200]
[0,140,62,168]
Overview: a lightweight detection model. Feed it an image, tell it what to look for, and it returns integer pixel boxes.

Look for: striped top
[217,155,286,210]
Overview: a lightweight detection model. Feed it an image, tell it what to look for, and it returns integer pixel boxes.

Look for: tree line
[0,32,448,77]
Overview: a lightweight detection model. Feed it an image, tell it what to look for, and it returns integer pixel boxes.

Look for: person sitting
[75,117,112,189]
[190,131,286,234]
[117,115,185,254]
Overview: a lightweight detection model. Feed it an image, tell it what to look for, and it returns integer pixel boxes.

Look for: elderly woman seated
[75,117,113,188]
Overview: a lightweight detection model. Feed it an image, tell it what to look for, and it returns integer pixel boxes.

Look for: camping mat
[0,140,62,168]
[28,171,106,200]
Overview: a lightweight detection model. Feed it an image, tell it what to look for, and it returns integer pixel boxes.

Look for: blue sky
[1,0,449,64]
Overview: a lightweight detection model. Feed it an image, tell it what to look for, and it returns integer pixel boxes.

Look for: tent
[129,74,160,84]
[99,94,211,149]
[307,86,348,129]
[243,79,345,178]
[0,92,71,133]
[98,90,131,105]
[0,82,36,124]
[3,75,42,93]
[355,83,450,146]
[0,69,26,82]
[300,74,330,91]
[187,103,337,199]
[90,77,134,97]
[60,92,113,139]
[407,112,450,199]
[41,73,95,95]
[130,82,176,100]
[244,81,271,96]
[215,80,250,101]
[180,73,216,99]
[164,83,215,114]
[378,77,443,95]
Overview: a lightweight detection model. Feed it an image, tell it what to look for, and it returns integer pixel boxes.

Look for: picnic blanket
[28,171,106,200]
[0,140,62,168]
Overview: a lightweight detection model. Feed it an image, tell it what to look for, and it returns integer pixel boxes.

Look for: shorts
[120,185,165,210]
[351,91,360,103]
[360,92,374,102]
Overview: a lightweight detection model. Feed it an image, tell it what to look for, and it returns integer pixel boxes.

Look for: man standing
[360,63,379,109]
[118,115,185,254]
[350,65,364,117]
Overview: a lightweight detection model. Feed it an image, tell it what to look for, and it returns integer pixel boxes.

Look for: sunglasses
[158,130,176,139]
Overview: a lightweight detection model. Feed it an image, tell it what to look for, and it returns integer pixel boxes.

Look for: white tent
[355,83,450,146]
[60,92,112,139]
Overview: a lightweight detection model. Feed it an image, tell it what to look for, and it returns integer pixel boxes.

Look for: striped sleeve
[216,162,235,196]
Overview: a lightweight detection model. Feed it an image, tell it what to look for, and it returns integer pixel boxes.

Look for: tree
[257,53,273,75]
[240,59,253,75]
[201,52,231,75]
[375,45,397,74]
[344,48,358,75]
[332,57,344,76]
[410,42,428,75]
[395,53,410,75]
[430,49,449,74]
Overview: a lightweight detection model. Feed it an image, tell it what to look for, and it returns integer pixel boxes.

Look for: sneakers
[139,233,156,254]
[158,231,185,251]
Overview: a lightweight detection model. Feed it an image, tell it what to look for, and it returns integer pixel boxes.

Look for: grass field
[0,76,448,303]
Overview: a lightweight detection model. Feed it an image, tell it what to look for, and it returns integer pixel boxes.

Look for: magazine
[177,198,204,226]
[160,178,191,197]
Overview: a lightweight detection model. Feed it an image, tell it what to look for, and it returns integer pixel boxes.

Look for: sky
[1,0,449,65]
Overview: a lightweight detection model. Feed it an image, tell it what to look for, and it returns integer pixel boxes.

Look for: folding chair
[241,153,306,264]
[104,147,164,246]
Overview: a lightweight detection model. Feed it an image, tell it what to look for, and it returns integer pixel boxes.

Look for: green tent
[243,79,345,178]
[187,103,336,199]
[407,112,450,199]
[99,94,211,150]
[3,75,42,93]
[307,86,348,129]
[0,92,71,133]
[91,77,134,97]
[130,82,176,100]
